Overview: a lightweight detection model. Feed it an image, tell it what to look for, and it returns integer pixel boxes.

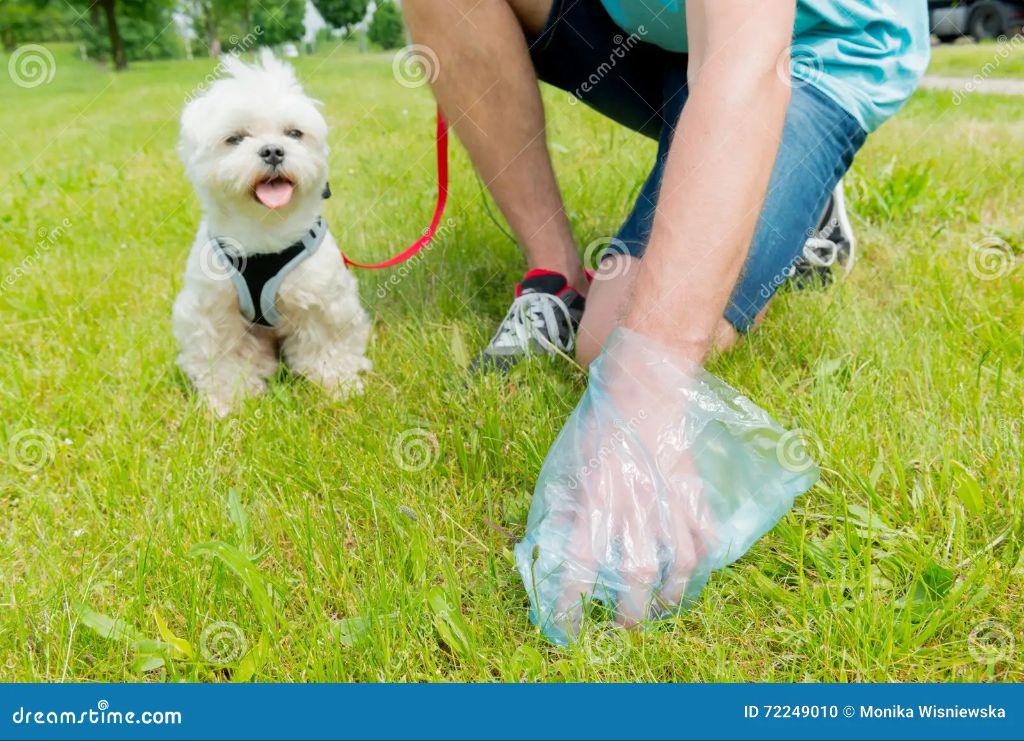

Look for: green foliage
[182,0,260,58]
[312,0,368,30]
[367,0,403,50]
[76,5,184,62]
[253,0,305,46]
[0,0,72,50]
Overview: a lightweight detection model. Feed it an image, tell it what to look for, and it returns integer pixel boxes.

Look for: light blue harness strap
[258,218,327,326]
[212,217,328,328]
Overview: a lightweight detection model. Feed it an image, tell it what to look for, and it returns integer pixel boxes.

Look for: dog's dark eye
[285,129,303,139]
[225,133,246,145]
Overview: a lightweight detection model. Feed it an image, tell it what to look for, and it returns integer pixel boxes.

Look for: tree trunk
[100,0,127,70]
[2,28,15,53]
[207,19,221,56]
[205,4,220,57]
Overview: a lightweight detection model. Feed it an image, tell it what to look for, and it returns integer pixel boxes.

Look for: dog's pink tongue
[254,180,294,209]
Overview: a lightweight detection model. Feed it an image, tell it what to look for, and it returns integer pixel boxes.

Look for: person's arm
[622,0,795,363]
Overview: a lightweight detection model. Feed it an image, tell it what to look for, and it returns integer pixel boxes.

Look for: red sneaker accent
[515,268,572,298]
[523,268,565,280]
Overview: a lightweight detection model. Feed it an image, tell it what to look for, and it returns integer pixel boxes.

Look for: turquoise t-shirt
[599,0,930,132]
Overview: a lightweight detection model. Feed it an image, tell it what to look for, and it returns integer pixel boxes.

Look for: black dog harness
[213,216,327,328]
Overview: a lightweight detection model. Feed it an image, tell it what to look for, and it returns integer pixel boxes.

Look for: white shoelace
[491,292,575,354]
[801,236,839,268]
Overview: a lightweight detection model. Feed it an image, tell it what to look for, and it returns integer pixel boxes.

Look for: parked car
[930,0,1024,42]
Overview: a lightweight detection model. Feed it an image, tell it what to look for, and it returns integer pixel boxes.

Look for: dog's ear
[179,95,208,168]
[322,181,332,199]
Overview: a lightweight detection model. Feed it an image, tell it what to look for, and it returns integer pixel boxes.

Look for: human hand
[515,328,819,645]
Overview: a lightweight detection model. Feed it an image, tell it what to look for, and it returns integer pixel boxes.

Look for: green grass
[1,43,1022,683]
[928,36,1024,79]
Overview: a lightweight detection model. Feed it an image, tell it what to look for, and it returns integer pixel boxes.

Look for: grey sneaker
[791,180,856,288]
[469,269,585,374]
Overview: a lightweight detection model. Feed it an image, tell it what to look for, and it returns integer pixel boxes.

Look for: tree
[98,0,126,69]
[367,0,403,49]
[181,0,244,58]
[312,0,367,31]
[253,0,305,46]
[0,0,67,51]
[72,0,178,68]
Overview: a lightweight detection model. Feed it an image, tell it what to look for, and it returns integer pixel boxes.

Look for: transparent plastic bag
[514,327,819,645]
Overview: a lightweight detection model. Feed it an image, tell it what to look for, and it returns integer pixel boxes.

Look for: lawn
[1,42,1022,682]
[929,36,1024,79]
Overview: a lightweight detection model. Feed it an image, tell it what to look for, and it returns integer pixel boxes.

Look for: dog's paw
[199,376,269,417]
[204,393,236,419]
[309,369,367,400]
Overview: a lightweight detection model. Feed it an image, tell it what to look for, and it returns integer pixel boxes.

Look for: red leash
[342,106,450,270]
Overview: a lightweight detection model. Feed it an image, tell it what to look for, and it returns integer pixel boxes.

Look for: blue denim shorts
[530,0,868,331]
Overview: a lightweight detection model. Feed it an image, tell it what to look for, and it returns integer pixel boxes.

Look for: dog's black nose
[258,144,285,166]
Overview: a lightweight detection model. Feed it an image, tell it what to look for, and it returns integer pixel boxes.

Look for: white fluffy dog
[174,50,371,416]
